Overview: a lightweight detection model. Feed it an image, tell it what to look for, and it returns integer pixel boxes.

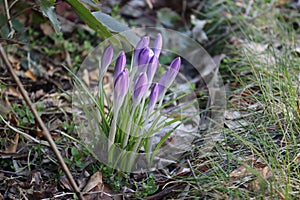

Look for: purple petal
[138,48,150,67]
[133,73,148,105]
[146,56,158,84]
[136,36,150,50]
[133,37,150,67]
[114,68,129,100]
[147,83,159,111]
[170,57,181,71]
[100,45,113,79]
[152,33,162,58]
[114,51,126,79]
[158,57,181,96]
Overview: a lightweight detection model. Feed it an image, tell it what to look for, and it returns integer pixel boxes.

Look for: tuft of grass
[183,1,300,199]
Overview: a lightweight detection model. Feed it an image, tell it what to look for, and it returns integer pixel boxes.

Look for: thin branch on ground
[0,44,84,200]
[3,0,15,38]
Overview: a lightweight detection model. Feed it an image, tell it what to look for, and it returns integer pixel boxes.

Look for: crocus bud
[100,45,113,81]
[114,51,126,80]
[158,57,181,95]
[146,56,158,84]
[147,83,159,112]
[133,73,148,106]
[114,68,129,108]
[138,48,152,67]
[153,33,162,58]
[134,37,150,67]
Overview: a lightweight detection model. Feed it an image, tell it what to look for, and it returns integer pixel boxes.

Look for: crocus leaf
[92,11,129,33]
[38,0,61,33]
[65,0,112,38]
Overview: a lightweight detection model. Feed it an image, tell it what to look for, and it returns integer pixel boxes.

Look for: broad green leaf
[65,0,112,39]
[38,0,61,33]
[92,11,129,33]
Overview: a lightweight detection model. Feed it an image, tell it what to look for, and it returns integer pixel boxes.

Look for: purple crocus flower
[133,37,150,67]
[99,45,113,81]
[152,33,162,58]
[133,73,148,106]
[138,48,154,67]
[114,51,126,80]
[158,57,181,96]
[114,68,129,108]
[146,56,158,84]
[109,68,129,150]
[147,83,159,113]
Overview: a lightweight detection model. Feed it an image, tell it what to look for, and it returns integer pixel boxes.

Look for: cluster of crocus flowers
[100,34,181,151]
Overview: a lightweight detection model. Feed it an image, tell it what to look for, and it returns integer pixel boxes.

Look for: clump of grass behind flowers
[71,34,196,171]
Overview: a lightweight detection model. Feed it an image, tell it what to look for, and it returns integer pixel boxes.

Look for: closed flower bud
[133,73,148,106]
[100,45,113,81]
[146,56,158,84]
[114,68,129,108]
[147,83,159,112]
[138,48,154,67]
[153,33,162,58]
[158,57,181,95]
[114,51,126,80]
[133,37,150,67]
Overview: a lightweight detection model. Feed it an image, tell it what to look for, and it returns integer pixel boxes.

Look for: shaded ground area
[1,0,300,199]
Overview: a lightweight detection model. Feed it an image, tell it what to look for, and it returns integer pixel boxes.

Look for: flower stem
[122,104,137,148]
[108,104,120,151]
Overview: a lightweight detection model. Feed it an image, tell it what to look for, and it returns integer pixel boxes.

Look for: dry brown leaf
[276,0,289,6]
[40,22,54,35]
[229,165,248,178]
[65,50,72,67]
[25,69,37,81]
[82,69,90,87]
[35,128,43,138]
[292,153,300,163]
[83,171,103,192]
[250,166,272,192]
[83,171,115,200]
[7,86,22,98]
[89,69,99,82]
[5,133,19,153]
[8,55,21,70]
